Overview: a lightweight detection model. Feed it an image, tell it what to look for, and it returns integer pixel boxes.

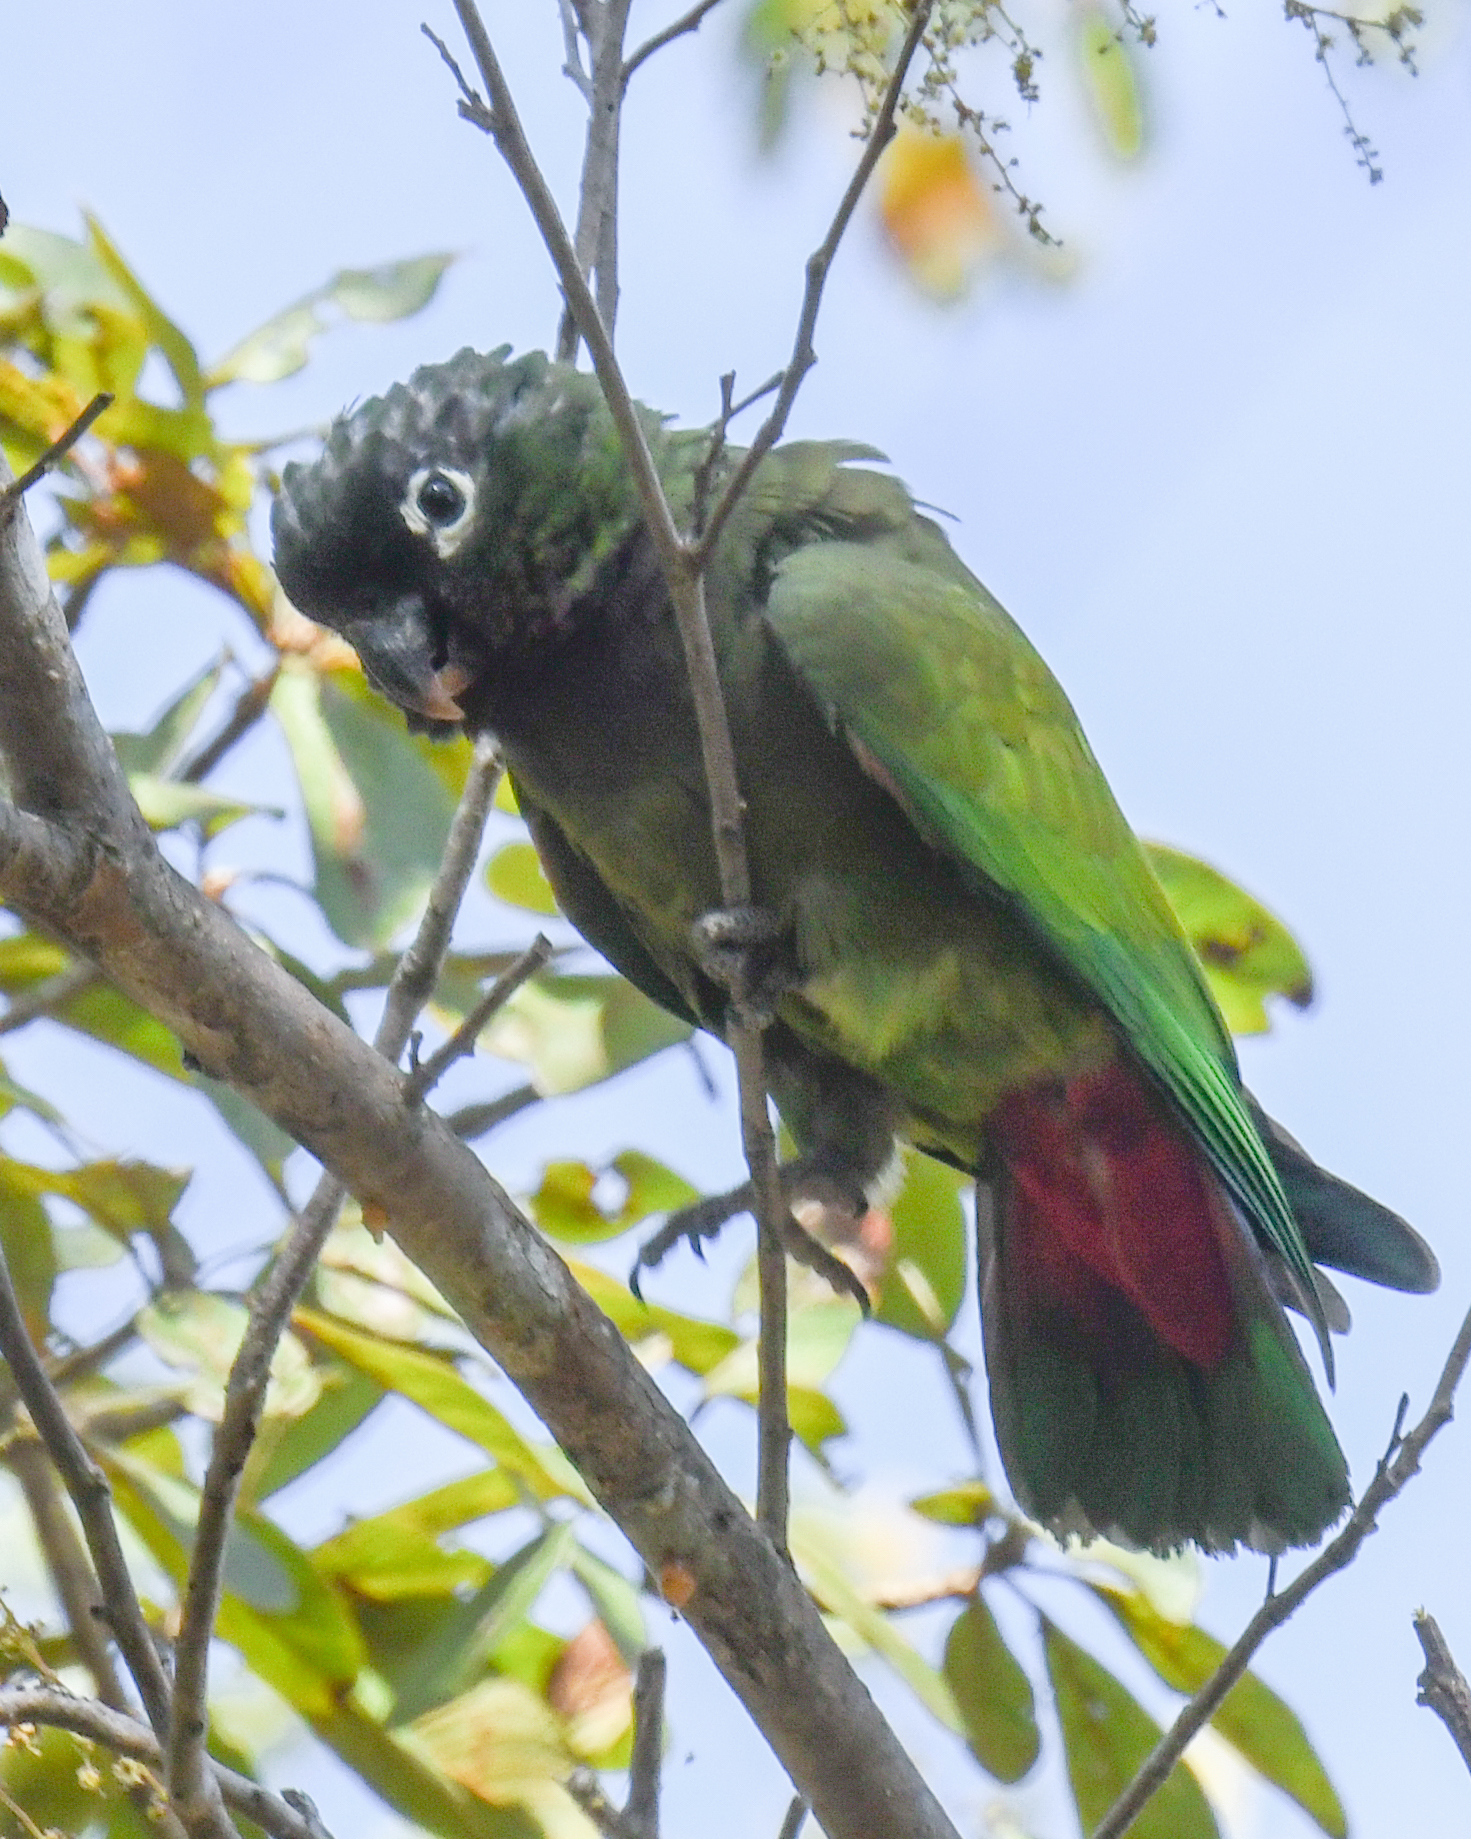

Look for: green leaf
[1043,1617,1219,1839]
[486,842,561,916]
[244,1365,384,1505]
[207,254,453,387]
[1145,843,1313,1036]
[873,1148,968,1340]
[273,660,458,948]
[909,1480,995,1527]
[128,772,275,837]
[944,1594,1040,1782]
[392,1523,578,1725]
[0,1164,55,1338]
[86,214,207,410]
[111,658,223,777]
[1094,1585,1346,1836]
[481,973,692,1095]
[295,1306,589,1505]
[313,1469,519,1599]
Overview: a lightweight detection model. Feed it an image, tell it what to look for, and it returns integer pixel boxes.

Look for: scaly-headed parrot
[272,348,1437,1554]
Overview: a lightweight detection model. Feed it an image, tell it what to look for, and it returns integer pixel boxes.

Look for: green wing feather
[761,513,1329,1359]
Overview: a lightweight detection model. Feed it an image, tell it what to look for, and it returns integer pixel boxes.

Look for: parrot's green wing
[763,534,1329,1359]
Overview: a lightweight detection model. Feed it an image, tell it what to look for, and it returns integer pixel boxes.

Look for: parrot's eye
[417,473,466,525]
[400,465,477,553]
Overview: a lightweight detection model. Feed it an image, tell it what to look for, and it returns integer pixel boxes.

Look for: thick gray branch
[0,465,959,1839]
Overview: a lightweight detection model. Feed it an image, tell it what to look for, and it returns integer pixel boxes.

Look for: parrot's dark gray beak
[344,597,467,723]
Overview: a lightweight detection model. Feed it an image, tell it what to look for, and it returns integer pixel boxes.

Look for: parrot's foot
[630,1157,871,1314]
[690,904,793,1025]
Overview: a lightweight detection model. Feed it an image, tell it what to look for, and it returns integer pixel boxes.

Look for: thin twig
[556,0,635,360]
[624,1647,666,1838]
[0,394,113,512]
[0,1687,332,1839]
[691,0,935,569]
[1094,1299,1471,1839]
[7,1437,129,1709]
[777,1799,809,1839]
[558,0,595,100]
[1414,1610,1471,1777]
[624,0,728,85]
[446,1081,541,1140]
[0,959,100,1037]
[0,1240,175,1742]
[441,0,799,1551]
[403,931,553,1104]
[165,741,504,1827]
[178,664,281,785]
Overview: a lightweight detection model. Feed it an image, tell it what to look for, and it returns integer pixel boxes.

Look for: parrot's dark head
[272,346,652,731]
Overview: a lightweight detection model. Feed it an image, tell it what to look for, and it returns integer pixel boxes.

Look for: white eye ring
[400,466,477,557]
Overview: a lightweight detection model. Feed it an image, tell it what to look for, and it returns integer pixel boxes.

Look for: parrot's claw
[690,904,793,1026]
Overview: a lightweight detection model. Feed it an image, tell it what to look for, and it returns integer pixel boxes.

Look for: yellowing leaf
[486,841,561,916]
[1146,843,1313,1035]
[873,1148,968,1340]
[136,1290,321,1422]
[879,126,998,299]
[1076,6,1147,160]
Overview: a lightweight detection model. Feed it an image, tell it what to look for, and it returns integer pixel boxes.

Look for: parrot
[271,346,1438,1555]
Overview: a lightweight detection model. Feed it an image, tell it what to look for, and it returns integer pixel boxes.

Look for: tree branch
[7,1435,129,1709]
[691,0,934,567]
[402,931,552,1104]
[0,452,963,1839]
[1093,1298,1471,1839]
[437,0,799,1551]
[555,0,635,361]
[0,1687,332,1839]
[624,0,728,87]
[1414,1610,1471,1777]
[166,738,505,1827]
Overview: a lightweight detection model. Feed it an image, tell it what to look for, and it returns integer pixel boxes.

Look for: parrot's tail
[978,1060,1351,1554]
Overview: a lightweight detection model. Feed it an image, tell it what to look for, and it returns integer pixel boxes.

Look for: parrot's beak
[345,598,466,722]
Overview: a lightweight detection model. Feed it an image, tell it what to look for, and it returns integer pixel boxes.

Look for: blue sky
[4,4,1471,1837]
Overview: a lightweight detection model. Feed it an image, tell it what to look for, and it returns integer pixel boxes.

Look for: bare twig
[624,0,728,85]
[177,664,281,785]
[0,1687,332,1839]
[625,1647,666,1838]
[691,0,935,569]
[0,394,113,512]
[0,958,100,1037]
[777,1799,809,1839]
[0,1235,175,1742]
[556,0,636,360]
[165,740,505,1828]
[440,0,801,1549]
[403,931,553,1103]
[1414,1610,1471,1777]
[7,1437,129,1709]
[568,1646,666,1838]
[446,1080,540,1139]
[558,0,595,100]
[1094,1299,1471,1839]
